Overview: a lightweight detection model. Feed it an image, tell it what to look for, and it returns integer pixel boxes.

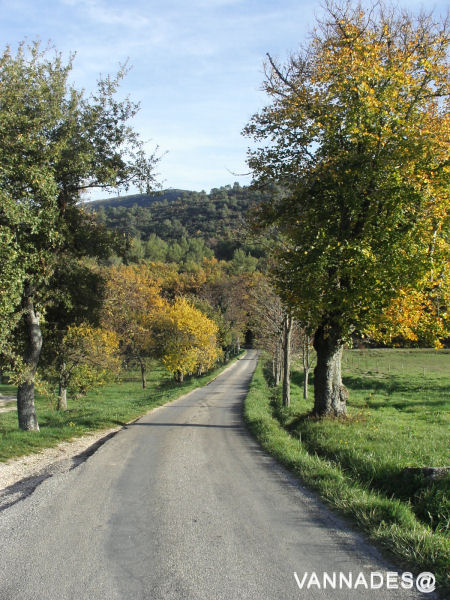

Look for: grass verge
[244,356,449,593]
[0,354,243,463]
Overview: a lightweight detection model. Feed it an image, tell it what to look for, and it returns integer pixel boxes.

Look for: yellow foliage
[160,297,222,378]
[365,277,449,348]
[61,324,121,396]
[102,264,167,355]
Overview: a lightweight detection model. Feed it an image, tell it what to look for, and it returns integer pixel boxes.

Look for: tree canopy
[0,41,160,429]
[158,297,222,381]
[244,1,449,416]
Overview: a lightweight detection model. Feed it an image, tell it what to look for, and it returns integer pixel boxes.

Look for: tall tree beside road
[0,42,160,430]
[247,276,285,385]
[244,1,449,417]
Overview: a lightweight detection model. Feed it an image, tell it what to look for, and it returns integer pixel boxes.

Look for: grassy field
[0,356,241,463]
[244,348,449,590]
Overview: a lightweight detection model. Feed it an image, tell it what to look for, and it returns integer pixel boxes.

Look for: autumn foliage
[244,1,449,416]
[57,324,121,406]
[365,278,449,348]
[158,297,222,381]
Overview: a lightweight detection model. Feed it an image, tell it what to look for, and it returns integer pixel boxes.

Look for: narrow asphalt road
[0,351,431,599]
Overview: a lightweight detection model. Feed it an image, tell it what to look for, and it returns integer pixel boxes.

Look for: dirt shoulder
[0,426,121,511]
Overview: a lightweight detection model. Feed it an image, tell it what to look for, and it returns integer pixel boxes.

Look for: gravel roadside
[0,426,122,511]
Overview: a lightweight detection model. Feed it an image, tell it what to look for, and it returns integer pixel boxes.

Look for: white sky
[1,0,447,199]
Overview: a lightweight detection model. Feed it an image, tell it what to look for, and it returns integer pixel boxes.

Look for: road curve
[0,350,429,599]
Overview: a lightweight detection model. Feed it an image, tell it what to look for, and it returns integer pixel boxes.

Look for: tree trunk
[57,383,68,411]
[57,362,68,410]
[282,314,292,407]
[274,342,282,386]
[304,368,309,400]
[17,290,41,431]
[138,357,146,389]
[313,322,347,417]
[176,370,184,383]
[302,336,310,400]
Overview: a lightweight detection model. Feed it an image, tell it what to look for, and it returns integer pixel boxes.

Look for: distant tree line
[89,183,269,262]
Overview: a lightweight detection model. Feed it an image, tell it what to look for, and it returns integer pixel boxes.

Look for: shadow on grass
[39,410,129,430]
[343,373,450,395]
[291,369,314,388]
[261,360,449,535]
[274,397,449,534]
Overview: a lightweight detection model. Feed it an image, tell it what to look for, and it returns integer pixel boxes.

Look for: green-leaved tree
[244,1,449,416]
[0,42,160,430]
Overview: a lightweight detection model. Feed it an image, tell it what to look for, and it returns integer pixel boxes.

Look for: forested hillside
[88,183,269,262]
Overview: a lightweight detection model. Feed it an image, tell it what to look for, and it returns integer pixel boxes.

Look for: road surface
[0,351,431,599]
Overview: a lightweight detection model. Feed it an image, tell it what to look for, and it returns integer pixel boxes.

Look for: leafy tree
[102,265,165,388]
[158,297,221,382]
[47,324,120,409]
[229,249,258,275]
[190,296,237,359]
[0,41,159,429]
[144,234,169,262]
[126,238,146,263]
[244,1,449,416]
[247,276,285,383]
[39,258,107,409]
[364,276,449,348]
[166,241,185,264]
[200,273,253,353]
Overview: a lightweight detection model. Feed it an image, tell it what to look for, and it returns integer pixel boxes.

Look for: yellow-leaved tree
[102,265,167,388]
[55,325,120,409]
[159,297,222,382]
[365,275,449,348]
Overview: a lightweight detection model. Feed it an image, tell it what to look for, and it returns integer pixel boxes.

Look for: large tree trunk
[274,341,282,386]
[282,313,292,407]
[17,290,41,431]
[313,322,347,417]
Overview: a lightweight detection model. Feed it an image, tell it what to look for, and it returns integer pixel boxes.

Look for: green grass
[0,384,18,398]
[0,355,242,463]
[244,349,449,592]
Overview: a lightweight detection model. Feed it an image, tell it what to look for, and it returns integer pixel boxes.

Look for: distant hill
[86,188,191,210]
[88,183,270,261]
